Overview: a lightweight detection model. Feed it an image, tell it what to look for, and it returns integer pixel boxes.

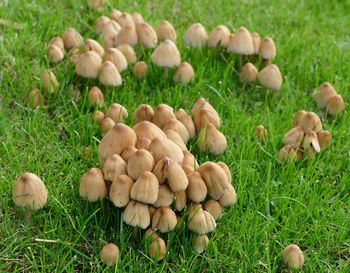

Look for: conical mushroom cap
[98,61,122,86]
[255,124,267,141]
[28,88,44,108]
[121,146,137,162]
[193,234,209,253]
[311,82,337,109]
[203,199,222,221]
[136,22,158,48]
[153,184,174,208]
[207,25,230,48]
[100,117,115,134]
[75,51,102,79]
[123,200,150,229]
[135,137,151,150]
[197,162,229,200]
[165,130,187,151]
[130,171,159,204]
[114,25,138,47]
[217,162,232,184]
[174,190,187,211]
[99,243,120,267]
[277,145,298,162]
[259,37,276,60]
[133,121,166,141]
[239,62,258,84]
[283,244,304,269]
[251,32,261,54]
[133,104,154,124]
[326,94,345,115]
[187,171,207,203]
[153,104,176,128]
[98,123,137,163]
[48,36,65,52]
[173,62,195,84]
[258,64,283,91]
[62,27,83,50]
[148,237,167,261]
[198,123,227,155]
[151,207,177,232]
[41,69,59,93]
[292,110,307,127]
[156,20,177,42]
[133,61,148,80]
[188,205,216,234]
[48,45,64,63]
[151,39,181,68]
[13,172,47,210]
[103,48,128,72]
[317,130,332,150]
[184,23,208,48]
[103,154,127,181]
[110,8,122,21]
[87,0,105,10]
[148,137,184,164]
[297,112,322,133]
[117,43,137,64]
[194,108,221,131]
[106,103,128,123]
[109,174,134,208]
[175,109,196,139]
[131,12,144,24]
[79,168,107,202]
[218,183,237,207]
[182,151,199,170]
[165,157,188,192]
[88,86,104,106]
[85,38,105,57]
[116,12,135,28]
[95,16,111,35]
[93,110,104,124]
[152,158,168,184]
[283,126,304,148]
[163,118,189,143]
[127,149,155,180]
[192,97,217,117]
[227,27,254,55]
[303,131,321,153]
[102,20,121,37]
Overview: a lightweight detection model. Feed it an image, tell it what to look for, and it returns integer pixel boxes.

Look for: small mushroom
[133,104,154,124]
[278,145,298,162]
[239,62,258,84]
[259,37,276,66]
[151,207,177,232]
[255,125,267,141]
[148,137,184,164]
[109,174,134,208]
[123,200,150,229]
[48,45,64,63]
[165,130,187,151]
[151,39,181,75]
[203,199,222,221]
[317,130,332,150]
[227,26,254,67]
[216,162,232,184]
[207,25,230,48]
[153,104,176,128]
[251,32,261,55]
[136,22,158,48]
[99,243,119,266]
[193,234,209,253]
[174,190,187,212]
[110,8,122,21]
[85,39,105,57]
[103,48,128,72]
[95,16,110,35]
[187,171,207,203]
[133,61,148,80]
[156,20,177,42]
[198,123,227,155]
[127,149,155,180]
[175,109,196,139]
[133,121,166,141]
[121,146,137,162]
[114,25,138,47]
[98,61,122,87]
[258,64,282,91]
[164,157,188,192]
[48,36,64,52]
[283,244,304,269]
[131,12,144,24]
[187,204,216,234]
[148,237,167,261]
[163,118,189,143]
[117,43,137,64]
[218,183,237,207]
[103,154,127,182]
[130,171,159,204]
[311,82,337,109]
[79,168,107,202]
[106,103,128,123]
[100,117,115,134]
[88,86,104,106]
[28,88,44,108]
[41,69,59,93]
[153,184,174,208]
[62,27,83,50]
[75,51,102,79]
[135,137,151,150]
[283,126,304,148]
[173,62,195,84]
[325,94,345,115]
[116,12,135,28]
[101,20,121,37]
[182,151,199,170]
[184,23,208,48]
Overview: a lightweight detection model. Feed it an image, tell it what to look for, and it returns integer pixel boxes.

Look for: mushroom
[48,45,64,63]
[99,61,122,87]
[135,137,152,150]
[62,27,83,50]
[100,118,115,134]
[151,207,177,232]
[259,37,276,66]
[198,123,227,155]
[203,200,222,220]
[99,243,119,266]
[227,27,254,68]
[302,131,321,153]
[163,118,189,143]
[151,39,181,76]
[283,244,304,269]
[101,20,121,37]
[173,62,195,84]
[192,97,218,117]
[95,16,110,35]
[131,12,144,24]
[187,171,207,203]
[255,125,267,141]
[114,25,138,47]
[121,146,137,162]
[283,126,304,148]
[133,61,148,80]
[106,103,128,123]
[130,171,159,204]
[184,23,208,48]
[85,39,105,57]
[156,20,177,42]
[239,62,258,84]
[193,234,209,253]
[110,8,122,21]
[258,64,283,91]
[123,200,150,229]
[175,109,196,139]
[79,168,107,202]
[103,48,128,72]
[98,123,137,163]
[197,162,229,200]
[174,190,187,212]
[12,172,48,221]
[296,112,322,133]
[148,137,184,164]
[103,154,127,182]
[127,149,155,180]
[48,36,64,52]
[28,88,44,108]
[88,86,104,106]
[133,121,166,141]
[136,22,158,48]
[207,25,230,48]
[41,69,59,93]
[109,174,134,208]
[311,82,337,109]
[117,43,137,64]
[187,204,216,234]
[251,32,261,55]
[153,104,176,128]
[164,157,188,192]
[116,12,135,28]
[218,183,237,207]
[148,237,167,260]
[75,51,102,79]
[182,151,199,170]
[216,162,232,184]
[133,104,154,124]
[144,227,159,241]
[326,94,345,115]
[194,108,221,131]
[165,130,187,151]
[277,145,298,162]
[317,130,332,150]
[153,185,174,208]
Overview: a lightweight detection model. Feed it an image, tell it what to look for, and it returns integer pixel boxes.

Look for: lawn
[0,0,350,272]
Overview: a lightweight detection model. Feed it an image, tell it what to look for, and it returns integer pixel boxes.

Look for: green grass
[1,0,350,272]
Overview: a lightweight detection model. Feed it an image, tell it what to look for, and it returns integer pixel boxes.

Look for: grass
[0,0,350,272]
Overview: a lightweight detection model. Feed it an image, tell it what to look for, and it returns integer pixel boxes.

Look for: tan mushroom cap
[13,172,47,210]
[184,23,208,48]
[106,103,128,123]
[100,243,120,266]
[48,36,65,52]
[110,8,122,21]
[174,190,187,212]
[127,149,155,180]
[133,104,154,124]
[103,154,127,181]
[187,205,216,234]
[100,118,115,134]
[153,104,176,128]
[133,61,148,80]
[278,144,298,162]
[114,25,138,47]
[151,39,181,68]
[239,62,258,84]
[259,37,276,60]
[136,22,158,48]
[75,51,102,79]
[148,137,184,164]
[130,171,159,204]
[173,62,195,84]
[85,38,105,57]
[207,25,230,48]
[41,69,59,93]
[165,130,187,151]
[302,131,321,153]
[98,61,122,87]
[297,112,322,133]
[28,88,44,108]
[109,174,134,208]
[326,94,345,115]
[48,45,64,63]
[151,207,177,232]
[317,130,332,150]
[79,168,107,202]
[217,161,232,184]
[103,48,128,72]
[88,86,104,106]
[123,200,150,229]
[193,234,209,253]
[283,126,304,148]
[156,20,177,42]
[153,184,174,208]
[203,199,222,220]
[182,151,199,170]
[95,16,111,35]
[117,43,137,64]
[175,109,196,139]
[283,244,304,269]
[311,82,337,109]
[148,237,167,261]
[192,97,218,117]
[258,64,283,91]
[165,157,188,192]
[135,137,152,150]
[121,146,137,162]
[218,183,237,207]
[131,12,144,24]
[194,108,221,131]
[227,27,254,55]
[198,123,227,155]
[163,118,190,143]
[251,32,261,55]
[255,125,268,141]
[116,12,135,28]
[62,27,83,50]
[133,121,166,141]
[187,171,207,203]
[101,20,121,37]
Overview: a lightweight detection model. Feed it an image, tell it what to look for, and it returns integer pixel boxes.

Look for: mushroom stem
[24,208,31,223]
[163,68,169,77]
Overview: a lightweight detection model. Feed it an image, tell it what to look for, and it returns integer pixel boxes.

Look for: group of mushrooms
[79,97,237,262]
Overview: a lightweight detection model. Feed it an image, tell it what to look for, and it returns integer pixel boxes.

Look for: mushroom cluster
[278,111,332,162]
[80,99,237,260]
[311,82,345,116]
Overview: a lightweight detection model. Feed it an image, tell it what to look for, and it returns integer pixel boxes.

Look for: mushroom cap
[121,146,138,162]
[106,103,128,123]
[85,38,105,57]
[217,162,232,184]
[153,184,174,208]
[283,244,304,269]
[187,171,207,203]
[197,162,229,200]
[103,48,128,72]
[156,20,177,42]
[48,36,65,52]
[207,25,230,48]
[148,237,167,261]
[100,117,115,134]
[292,110,307,127]
[218,183,237,207]
[174,190,187,212]
[151,39,181,68]
[227,27,254,55]
[88,86,104,106]
[28,88,44,108]
[133,104,154,124]
[203,199,222,221]
[79,168,107,202]
[114,25,138,47]
[13,172,47,210]
[297,112,322,133]
[302,131,321,153]
[144,227,159,241]
[130,171,159,204]
[311,82,337,109]
[163,118,189,143]
[182,151,199,169]
[100,243,120,266]
[131,12,144,24]
[87,0,105,10]
[258,64,282,91]
[193,234,209,253]
[283,126,304,148]
[192,97,217,117]
[62,27,83,50]
[136,22,158,48]
[95,15,111,35]
[41,70,59,93]
[153,104,176,128]
[184,23,208,48]
[123,200,150,229]
[165,130,187,151]
[103,154,127,181]
[326,94,345,115]
[251,32,261,54]
[133,61,148,80]
[98,61,122,87]
[187,205,216,234]
[75,51,102,79]
[133,121,166,141]
[173,62,195,84]
[255,125,267,141]
[278,145,298,162]
[165,157,188,192]
[194,108,221,131]
[259,37,276,60]
[239,62,258,84]
[135,137,152,150]
[110,8,122,21]
[101,20,121,37]
[48,45,64,63]
[98,123,137,163]
[151,207,177,232]
[117,43,137,64]
[175,110,196,139]
[317,130,332,150]
[116,12,135,28]
[109,174,134,208]
[127,149,155,180]
[198,123,227,155]
[148,137,184,164]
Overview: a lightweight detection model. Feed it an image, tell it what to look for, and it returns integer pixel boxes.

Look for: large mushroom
[151,39,180,76]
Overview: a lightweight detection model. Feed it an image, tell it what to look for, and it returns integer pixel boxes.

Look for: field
[0,0,350,272]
